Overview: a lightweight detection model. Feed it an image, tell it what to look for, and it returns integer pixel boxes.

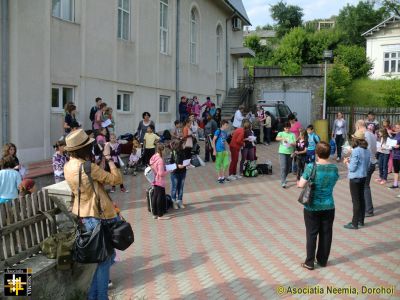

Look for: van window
[262,106,277,117]
[278,105,291,117]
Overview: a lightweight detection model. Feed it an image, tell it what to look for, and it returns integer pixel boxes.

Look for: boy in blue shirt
[306,125,320,163]
[212,120,230,183]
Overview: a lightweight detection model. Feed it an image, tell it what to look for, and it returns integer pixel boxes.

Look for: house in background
[362,15,400,79]
[0,0,253,163]
[243,29,276,46]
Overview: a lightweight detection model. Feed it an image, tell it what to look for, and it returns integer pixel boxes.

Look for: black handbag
[73,162,114,264]
[298,163,316,205]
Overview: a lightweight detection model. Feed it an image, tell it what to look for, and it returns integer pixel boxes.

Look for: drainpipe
[1,0,9,145]
[225,12,236,98]
[175,0,180,120]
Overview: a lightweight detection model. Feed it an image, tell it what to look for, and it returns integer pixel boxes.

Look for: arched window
[216,25,223,72]
[190,8,198,64]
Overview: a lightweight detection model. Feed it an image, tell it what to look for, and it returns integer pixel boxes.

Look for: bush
[325,63,352,106]
[334,45,373,79]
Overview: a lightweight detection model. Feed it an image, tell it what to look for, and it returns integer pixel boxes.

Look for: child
[143,124,159,166]
[182,119,194,159]
[149,143,170,220]
[376,129,391,185]
[294,130,308,187]
[306,125,320,163]
[104,107,115,134]
[276,122,296,188]
[212,120,230,184]
[108,133,128,193]
[52,140,68,183]
[171,120,183,140]
[170,140,187,209]
[94,128,108,166]
[0,156,21,204]
[19,178,36,197]
[127,139,142,175]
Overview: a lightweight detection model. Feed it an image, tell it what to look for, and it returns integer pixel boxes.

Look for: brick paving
[109,142,400,300]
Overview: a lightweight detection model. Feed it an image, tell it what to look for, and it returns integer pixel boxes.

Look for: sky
[242,0,361,28]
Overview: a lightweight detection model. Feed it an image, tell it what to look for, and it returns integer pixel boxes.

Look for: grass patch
[345,78,400,107]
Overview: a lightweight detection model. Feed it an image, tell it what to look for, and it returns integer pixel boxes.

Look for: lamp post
[323,50,333,120]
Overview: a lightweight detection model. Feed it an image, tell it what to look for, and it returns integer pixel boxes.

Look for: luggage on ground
[244,161,258,177]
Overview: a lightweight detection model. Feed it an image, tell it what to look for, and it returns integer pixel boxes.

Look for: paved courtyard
[109,142,400,300]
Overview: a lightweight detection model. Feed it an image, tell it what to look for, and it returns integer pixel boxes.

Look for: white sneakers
[227,175,237,181]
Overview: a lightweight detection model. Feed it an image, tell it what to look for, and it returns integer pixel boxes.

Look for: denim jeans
[264,127,272,144]
[279,153,292,184]
[171,172,186,205]
[364,163,376,215]
[82,217,119,300]
[378,153,389,180]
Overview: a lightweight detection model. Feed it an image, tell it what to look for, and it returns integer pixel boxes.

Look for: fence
[327,106,400,134]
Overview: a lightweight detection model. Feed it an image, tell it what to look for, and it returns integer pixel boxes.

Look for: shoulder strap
[309,163,317,181]
[81,161,103,216]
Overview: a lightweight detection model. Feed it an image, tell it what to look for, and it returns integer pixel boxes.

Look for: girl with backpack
[170,140,187,209]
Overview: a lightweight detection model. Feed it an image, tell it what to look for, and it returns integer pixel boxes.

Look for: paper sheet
[387,138,398,148]
[183,159,191,166]
[165,164,177,171]
[101,119,112,128]
[376,141,381,149]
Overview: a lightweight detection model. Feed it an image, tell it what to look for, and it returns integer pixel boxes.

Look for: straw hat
[64,129,95,151]
[352,130,365,140]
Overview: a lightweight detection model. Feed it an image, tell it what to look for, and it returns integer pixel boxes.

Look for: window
[51,86,74,111]
[159,96,170,113]
[216,26,223,72]
[117,92,131,112]
[118,0,130,40]
[160,0,169,54]
[384,51,400,73]
[190,8,198,64]
[52,0,74,21]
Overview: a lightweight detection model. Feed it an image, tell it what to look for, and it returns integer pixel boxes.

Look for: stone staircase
[221,88,243,120]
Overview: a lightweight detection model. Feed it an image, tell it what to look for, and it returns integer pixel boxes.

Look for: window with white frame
[118,0,130,40]
[384,51,400,73]
[216,25,223,72]
[190,8,198,64]
[117,92,132,112]
[52,0,74,22]
[159,96,170,113]
[160,0,169,54]
[52,85,74,111]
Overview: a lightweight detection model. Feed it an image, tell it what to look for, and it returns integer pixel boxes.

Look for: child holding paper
[169,140,187,209]
[376,129,391,185]
[276,122,296,188]
[108,133,128,193]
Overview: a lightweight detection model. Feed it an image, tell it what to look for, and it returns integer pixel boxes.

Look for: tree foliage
[326,64,352,106]
[334,45,373,79]
[270,1,303,38]
[336,1,389,46]
[380,0,400,16]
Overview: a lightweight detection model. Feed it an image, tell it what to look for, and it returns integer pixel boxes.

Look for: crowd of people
[1,93,400,298]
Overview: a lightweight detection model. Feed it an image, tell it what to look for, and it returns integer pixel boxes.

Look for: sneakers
[365,212,374,217]
[108,280,114,289]
[336,157,341,162]
[121,187,129,193]
[388,185,399,189]
[235,175,243,179]
[111,187,116,193]
[217,177,224,184]
[173,202,179,210]
[343,222,358,230]
[180,204,185,209]
[281,183,286,189]
[227,175,237,181]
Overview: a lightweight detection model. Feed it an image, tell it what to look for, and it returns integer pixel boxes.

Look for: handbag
[298,163,316,206]
[73,162,114,264]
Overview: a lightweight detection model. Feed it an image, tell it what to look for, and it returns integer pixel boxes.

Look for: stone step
[26,159,53,178]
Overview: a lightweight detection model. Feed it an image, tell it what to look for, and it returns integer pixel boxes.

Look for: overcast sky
[243,0,361,28]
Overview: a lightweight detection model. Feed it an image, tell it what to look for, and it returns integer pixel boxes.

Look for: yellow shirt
[144,133,159,149]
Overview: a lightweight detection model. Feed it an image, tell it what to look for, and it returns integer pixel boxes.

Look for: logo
[3,268,32,296]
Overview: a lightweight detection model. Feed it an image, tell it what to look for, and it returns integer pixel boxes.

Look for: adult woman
[228,121,246,180]
[2,143,20,170]
[276,122,296,188]
[64,129,122,300]
[256,106,266,143]
[64,104,77,135]
[93,103,107,132]
[232,105,245,129]
[343,131,370,229]
[239,121,256,176]
[204,114,218,162]
[170,140,187,209]
[289,113,302,139]
[149,143,170,220]
[299,141,339,270]
[136,112,155,143]
[331,112,347,161]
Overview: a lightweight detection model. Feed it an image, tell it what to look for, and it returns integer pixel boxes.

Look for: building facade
[0,0,252,163]
[362,16,400,80]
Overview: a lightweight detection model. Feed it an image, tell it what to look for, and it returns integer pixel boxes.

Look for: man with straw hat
[63,129,122,299]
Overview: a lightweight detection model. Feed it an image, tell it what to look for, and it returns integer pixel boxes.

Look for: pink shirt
[290,121,302,138]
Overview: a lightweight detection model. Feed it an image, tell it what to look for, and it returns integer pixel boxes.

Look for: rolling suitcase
[147,186,173,214]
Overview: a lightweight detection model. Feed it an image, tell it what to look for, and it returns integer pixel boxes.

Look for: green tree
[380,0,400,16]
[305,29,344,64]
[326,63,352,105]
[270,1,303,37]
[336,1,388,46]
[334,45,373,79]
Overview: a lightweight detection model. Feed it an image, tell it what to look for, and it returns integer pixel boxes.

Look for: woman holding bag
[64,129,123,300]
[298,141,339,270]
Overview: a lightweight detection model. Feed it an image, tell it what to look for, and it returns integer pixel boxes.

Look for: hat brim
[65,137,95,151]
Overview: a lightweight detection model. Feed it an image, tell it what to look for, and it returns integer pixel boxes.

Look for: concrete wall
[253,76,324,123]
[366,22,400,79]
[7,0,248,163]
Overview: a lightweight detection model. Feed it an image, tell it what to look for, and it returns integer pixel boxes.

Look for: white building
[362,16,400,79]
[0,0,253,163]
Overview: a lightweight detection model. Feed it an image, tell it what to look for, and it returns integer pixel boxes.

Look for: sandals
[301,263,314,270]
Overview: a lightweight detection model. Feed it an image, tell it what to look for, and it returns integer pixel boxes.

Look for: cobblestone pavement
[109,142,400,300]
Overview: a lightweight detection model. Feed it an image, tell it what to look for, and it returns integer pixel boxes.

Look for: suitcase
[146,186,173,214]
[257,161,272,175]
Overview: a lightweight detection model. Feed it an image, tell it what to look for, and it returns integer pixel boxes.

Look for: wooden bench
[0,189,95,299]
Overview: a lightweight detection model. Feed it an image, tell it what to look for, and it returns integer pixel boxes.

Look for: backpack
[244,161,258,177]
[162,130,172,141]
[89,106,97,122]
